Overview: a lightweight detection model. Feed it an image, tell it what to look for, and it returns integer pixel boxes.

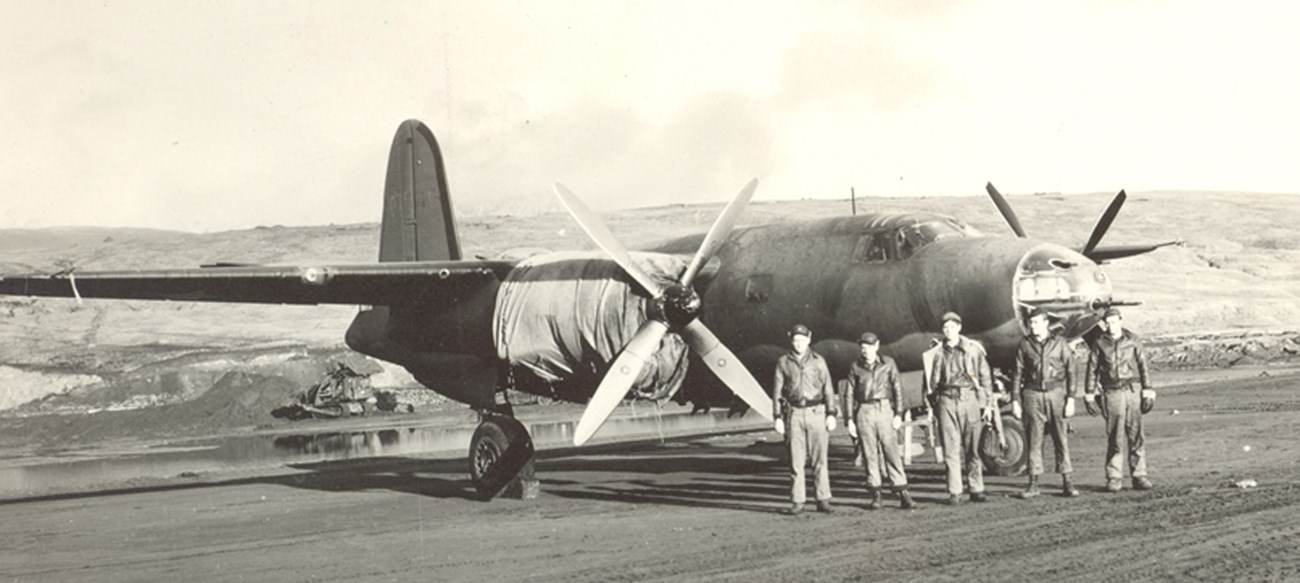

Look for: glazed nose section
[1013,244,1113,317]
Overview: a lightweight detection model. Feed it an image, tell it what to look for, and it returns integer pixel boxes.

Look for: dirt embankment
[1146,331,1300,369]
[0,347,454,449]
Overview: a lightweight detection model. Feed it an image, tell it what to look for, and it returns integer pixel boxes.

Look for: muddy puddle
[0,406,769,498]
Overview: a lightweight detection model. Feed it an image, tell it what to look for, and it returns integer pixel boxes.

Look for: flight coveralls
[772,350,837,506]
[1011,333,1076,477]
[1086,330,1152,481]
[846,355,908,494]
[927,337,993,496]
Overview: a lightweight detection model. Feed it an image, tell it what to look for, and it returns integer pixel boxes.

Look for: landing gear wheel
[468,415,537,500]
[980,416,1028,477]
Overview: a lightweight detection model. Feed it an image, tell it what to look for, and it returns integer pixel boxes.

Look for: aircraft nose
[1013,244,1113,321]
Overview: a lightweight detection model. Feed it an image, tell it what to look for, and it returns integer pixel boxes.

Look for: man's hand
[1064,397,1076,418]
[981,407,994,423]
[774,419,785,435]
[848,420,859,438]
[891,415,903,431]
[1140,389,1157,414]
[1084,394,1100,417]
[1011,400,1022,420]
[825,415,837,432]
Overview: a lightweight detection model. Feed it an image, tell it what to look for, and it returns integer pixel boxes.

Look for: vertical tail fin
[379,120,462,262]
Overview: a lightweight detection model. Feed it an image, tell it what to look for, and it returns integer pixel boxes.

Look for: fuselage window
[745,274,773,302]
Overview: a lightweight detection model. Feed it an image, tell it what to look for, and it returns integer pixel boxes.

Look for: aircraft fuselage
[347,210,1114,409]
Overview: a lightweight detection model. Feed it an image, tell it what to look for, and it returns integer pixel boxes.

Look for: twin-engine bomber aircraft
[0,120,1178,499]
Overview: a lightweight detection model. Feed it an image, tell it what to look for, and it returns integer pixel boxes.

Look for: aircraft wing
[0,260,516,306]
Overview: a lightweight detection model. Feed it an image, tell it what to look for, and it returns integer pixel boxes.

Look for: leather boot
[1062,473,1080,497]
[867,489,882,510]
[898,488,916,509]
[1017,474,1041,499]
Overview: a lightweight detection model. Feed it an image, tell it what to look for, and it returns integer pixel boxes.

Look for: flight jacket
[927,336,993,408]
[772,350,837,418]
[846,355,902,416]
[1085,329,1151,393]
[1011,333,1076,400]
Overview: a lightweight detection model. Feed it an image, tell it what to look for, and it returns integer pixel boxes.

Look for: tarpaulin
[493,251,690,400]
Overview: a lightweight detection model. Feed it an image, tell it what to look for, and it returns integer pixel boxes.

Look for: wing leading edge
[0,260,516,306]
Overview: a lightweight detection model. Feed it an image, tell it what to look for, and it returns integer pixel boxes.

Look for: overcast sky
[2,1,1298,231]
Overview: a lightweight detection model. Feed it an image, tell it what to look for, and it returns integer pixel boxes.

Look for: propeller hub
[660,284,702,329]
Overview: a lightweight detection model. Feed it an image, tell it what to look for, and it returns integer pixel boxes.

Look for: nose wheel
[468,414,538,500]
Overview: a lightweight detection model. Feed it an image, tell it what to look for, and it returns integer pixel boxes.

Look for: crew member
[772,323,838,515]
[1084,308,1155,492]
[925,311,994,505]
[1010,307,1080,498]
[846,332,915,509]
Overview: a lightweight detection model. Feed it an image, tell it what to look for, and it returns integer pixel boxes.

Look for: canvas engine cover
[493,251,690,400]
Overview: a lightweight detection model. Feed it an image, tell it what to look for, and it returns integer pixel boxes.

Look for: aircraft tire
[468,416,537,500]
[979,416,1028,477]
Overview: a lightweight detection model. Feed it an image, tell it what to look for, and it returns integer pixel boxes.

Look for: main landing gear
[980,412,1028,476]
[468,400,540,500]
[978,379,1029,477]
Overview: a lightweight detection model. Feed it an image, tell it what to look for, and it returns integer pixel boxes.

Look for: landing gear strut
[467,376,539,500]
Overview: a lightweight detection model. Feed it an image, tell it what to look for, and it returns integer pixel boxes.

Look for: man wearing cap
[846,331,916,509]
[1084,308,1155,492]
[925,311,995,505]
[1010,307,1080,499]
[772,323,838,515]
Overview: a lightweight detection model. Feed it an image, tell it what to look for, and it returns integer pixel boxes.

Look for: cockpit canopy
[853,218,983,262]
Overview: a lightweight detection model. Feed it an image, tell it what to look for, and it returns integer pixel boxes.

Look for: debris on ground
[271,362,411,420]
[1230,478,1258,489]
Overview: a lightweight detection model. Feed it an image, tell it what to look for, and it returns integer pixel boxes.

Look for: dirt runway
[4,371,1299,582]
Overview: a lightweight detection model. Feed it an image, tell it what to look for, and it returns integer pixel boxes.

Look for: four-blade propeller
[985,182,1129,261]
[555,179,772,446]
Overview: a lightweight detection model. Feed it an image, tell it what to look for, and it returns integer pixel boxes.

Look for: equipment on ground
[272,363,402,420]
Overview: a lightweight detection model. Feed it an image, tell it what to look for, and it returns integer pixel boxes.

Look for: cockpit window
[895,219,980,259]
[855,219,980,262]
[853,231,893,263]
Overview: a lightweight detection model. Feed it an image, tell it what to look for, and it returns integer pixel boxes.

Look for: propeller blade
[680,178,758,287]
[572,320,669,446]
[985,182,1028,238]
[1081,190,1127,256]
[680,320,773,420]
[554,183,665,297]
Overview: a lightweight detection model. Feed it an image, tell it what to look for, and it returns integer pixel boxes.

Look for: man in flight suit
[1084,308,1155,492]
[926,311,995,505]
[772,323,839,515]
[846,332,916,509]
[1010,307,1080,499]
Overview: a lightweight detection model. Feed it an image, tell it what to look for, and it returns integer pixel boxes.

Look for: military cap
[857,331,880,345]
[941,311,963,325]
[789,323,812,337]
[1028,307,1050,321]
[1103,307,1123,319]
